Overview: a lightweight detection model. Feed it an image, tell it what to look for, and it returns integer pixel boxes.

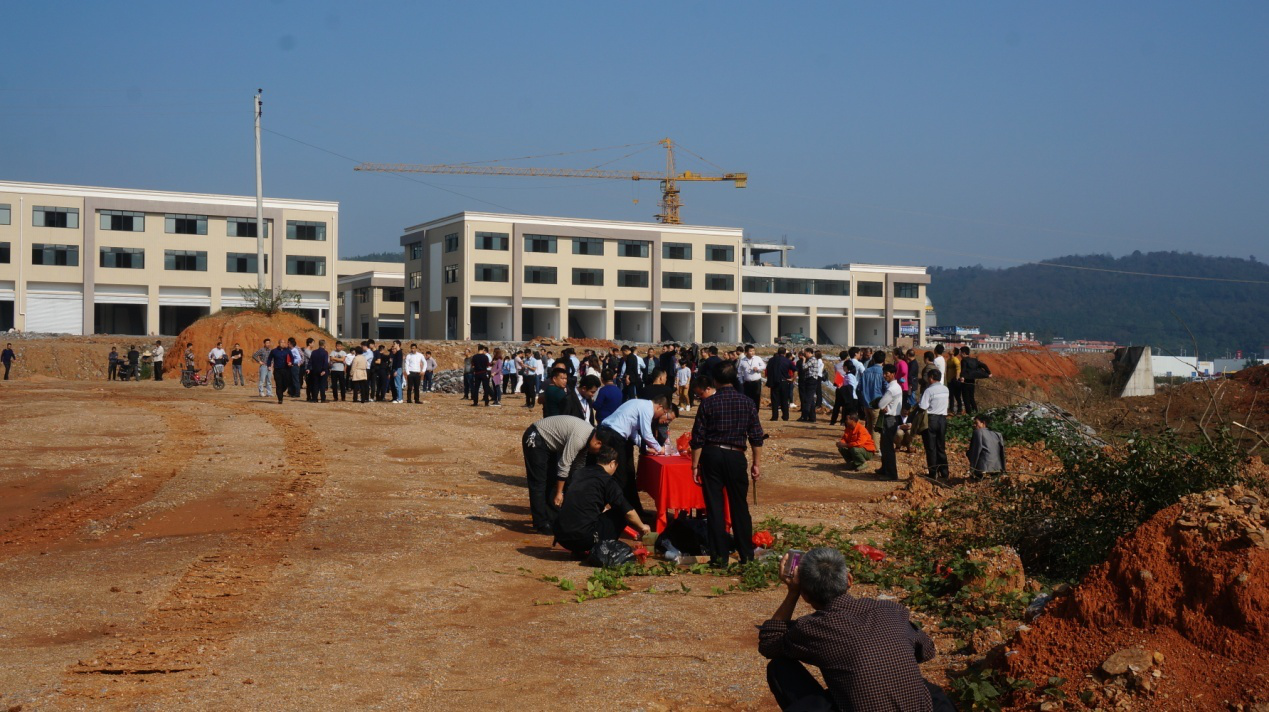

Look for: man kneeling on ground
[836,412,876,471]
[553,445,651,555]
[758,547,956,712]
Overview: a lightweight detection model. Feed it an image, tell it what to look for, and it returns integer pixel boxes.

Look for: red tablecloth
[636,454,731,533]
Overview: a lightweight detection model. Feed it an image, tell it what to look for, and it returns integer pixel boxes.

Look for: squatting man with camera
[758,547,957,711]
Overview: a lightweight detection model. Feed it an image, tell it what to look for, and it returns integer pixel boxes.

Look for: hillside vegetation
[925,252,1269,356]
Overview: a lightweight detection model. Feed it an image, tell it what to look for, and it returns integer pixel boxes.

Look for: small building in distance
[0,179,339,335]
[336,259,404,341]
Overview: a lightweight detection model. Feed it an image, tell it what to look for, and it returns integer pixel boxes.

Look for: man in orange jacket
[836,412,877,470]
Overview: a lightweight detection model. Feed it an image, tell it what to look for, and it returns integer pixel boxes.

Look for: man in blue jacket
[765,348,794,422]
[307,339,330,403]
[858,350,887,434]
[267,338,293,404]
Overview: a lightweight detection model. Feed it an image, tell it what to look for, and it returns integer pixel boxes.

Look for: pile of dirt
[1093,365,1269,442]
[1004,483,1269,709]
[0,335,173,381]
[163,310,331,379]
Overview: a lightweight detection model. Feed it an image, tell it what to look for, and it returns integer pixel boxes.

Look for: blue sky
[2,1,1266,268]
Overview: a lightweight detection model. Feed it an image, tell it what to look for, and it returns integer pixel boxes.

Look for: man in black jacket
[561,374,601,425]
[958,346,990,414]
[766,348,794,422]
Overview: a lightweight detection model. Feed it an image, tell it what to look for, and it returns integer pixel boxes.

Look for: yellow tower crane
[353,138,746,225]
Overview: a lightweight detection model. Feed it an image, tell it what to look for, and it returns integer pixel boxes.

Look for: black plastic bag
[587,539,634,568]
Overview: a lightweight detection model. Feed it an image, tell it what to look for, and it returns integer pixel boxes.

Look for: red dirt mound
[976,349,1082,389]
[164,310,331,381]
[1004,485,1269,709]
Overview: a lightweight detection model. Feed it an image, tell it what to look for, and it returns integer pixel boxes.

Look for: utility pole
[254,89,265,291]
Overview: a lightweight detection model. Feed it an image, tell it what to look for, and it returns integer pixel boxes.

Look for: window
[895,282,920,299]
[705,244,734,262]
[165,214,207,235]
[857,281,884,297]
[774,278,812,294]
[475,231,509,251]
[618,270,649,288]
[409,270,422,289]
[227,218,270,238]
[98,210,145,232]
[662,272,692,290]
[573,237,604,256]
[100,246,145,269]
[0,242,8,264]
[662,242,692,260]
[444,233,459,252]
[409,242,423,260]
[743,276,773,293]
[814,280,849,296]
[0,204,9,225]
[286,220,326,241]
[31,244,79,266]
[525,266,557,284]
[524,234,557,253]
[34,206,79,229]
[572,268,604,286]
[474,264,508,282]
[226,252,267,273]
[617,240,649,258]
[355,287,370,303]
[286,255,327,276]
[444,265,459,283]
[382,287,405,302]
[164,249,207,271]
[705,273,734,291]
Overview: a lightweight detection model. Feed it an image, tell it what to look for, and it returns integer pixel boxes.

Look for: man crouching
[553,445,651,556]
[757,547,956,711]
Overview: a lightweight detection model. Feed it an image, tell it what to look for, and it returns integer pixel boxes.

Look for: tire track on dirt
[0,398,205,557]
[61,404,328,690]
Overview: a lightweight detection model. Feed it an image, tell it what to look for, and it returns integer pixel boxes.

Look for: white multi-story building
[397,211,929,346]
[0,180,339,335]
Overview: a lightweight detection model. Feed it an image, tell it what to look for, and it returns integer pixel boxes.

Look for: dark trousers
[599,426,644,517]
[462,372,473,399]
[274,367,290,404]
[407,372,421,402]
[769,383,790,420]
[829,386,853,424]
[352,379,369,402]
[289,365,302,397]
[766,659,956,712]
[556,508,627,555]
[923,414,949,478]
[423,371,434,391]
[472,373,492,405]
[523,374,539,407]
[315,373,328,402]
[622,382,639,402]
[948,380,963,414]
[330,371,347,401]
[743,380,763,408]
[700,445,753,565]
[306,372,319,401]
[154,362,164,381]
[961,381,978,413]
[798,377,818,421]
[879,415,899,480]
[522,425,559,531]
[108,362,118,380]
[379,369,392,401]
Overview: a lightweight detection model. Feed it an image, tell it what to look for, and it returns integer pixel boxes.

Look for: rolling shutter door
[27,285,84,334]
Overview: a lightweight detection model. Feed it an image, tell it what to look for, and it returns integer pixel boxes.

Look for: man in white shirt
[737,344,766,409]
[598,395,676,516]
[404,343,426,404]
[208,342,227,377]
[152,340,166,381]
[918,369,950,479]
[877,364,903,481]
[329,342,348,402]
[933,344,947,385]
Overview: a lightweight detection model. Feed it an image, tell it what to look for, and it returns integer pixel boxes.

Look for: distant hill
[343,251,402,263]
[920,252,1269,357]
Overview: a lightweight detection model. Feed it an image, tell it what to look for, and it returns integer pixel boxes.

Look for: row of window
[740,277,919,299]
[354,286,405,303]
[2,242,323,275]
[421,232,735,261]
[0,204,325,240]
[466,264,733,290]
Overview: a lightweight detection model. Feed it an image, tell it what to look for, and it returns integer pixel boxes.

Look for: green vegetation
[343,251,403,263]
[944,408,1079,445]
[236,285,302,315]
[924,251,1269,355]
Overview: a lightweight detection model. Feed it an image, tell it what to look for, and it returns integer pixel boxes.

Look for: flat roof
[400,210,745,239]
[0,179,339,212]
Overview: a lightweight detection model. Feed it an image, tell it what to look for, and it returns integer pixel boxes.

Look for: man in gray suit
[967,413,1006,479]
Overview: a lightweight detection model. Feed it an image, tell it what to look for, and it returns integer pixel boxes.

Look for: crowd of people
[251,337,440,404]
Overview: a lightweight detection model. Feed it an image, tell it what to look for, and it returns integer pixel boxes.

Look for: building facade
[336,260,405,341]
[397,211,928,346]
[0,180,338,335]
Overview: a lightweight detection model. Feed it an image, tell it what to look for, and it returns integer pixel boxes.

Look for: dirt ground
[0,375,948,711]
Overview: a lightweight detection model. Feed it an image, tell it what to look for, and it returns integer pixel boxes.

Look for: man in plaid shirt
[758,547,955,711]
[690,361,765,568]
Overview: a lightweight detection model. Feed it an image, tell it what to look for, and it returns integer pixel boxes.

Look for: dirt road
[0,378,927,711]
